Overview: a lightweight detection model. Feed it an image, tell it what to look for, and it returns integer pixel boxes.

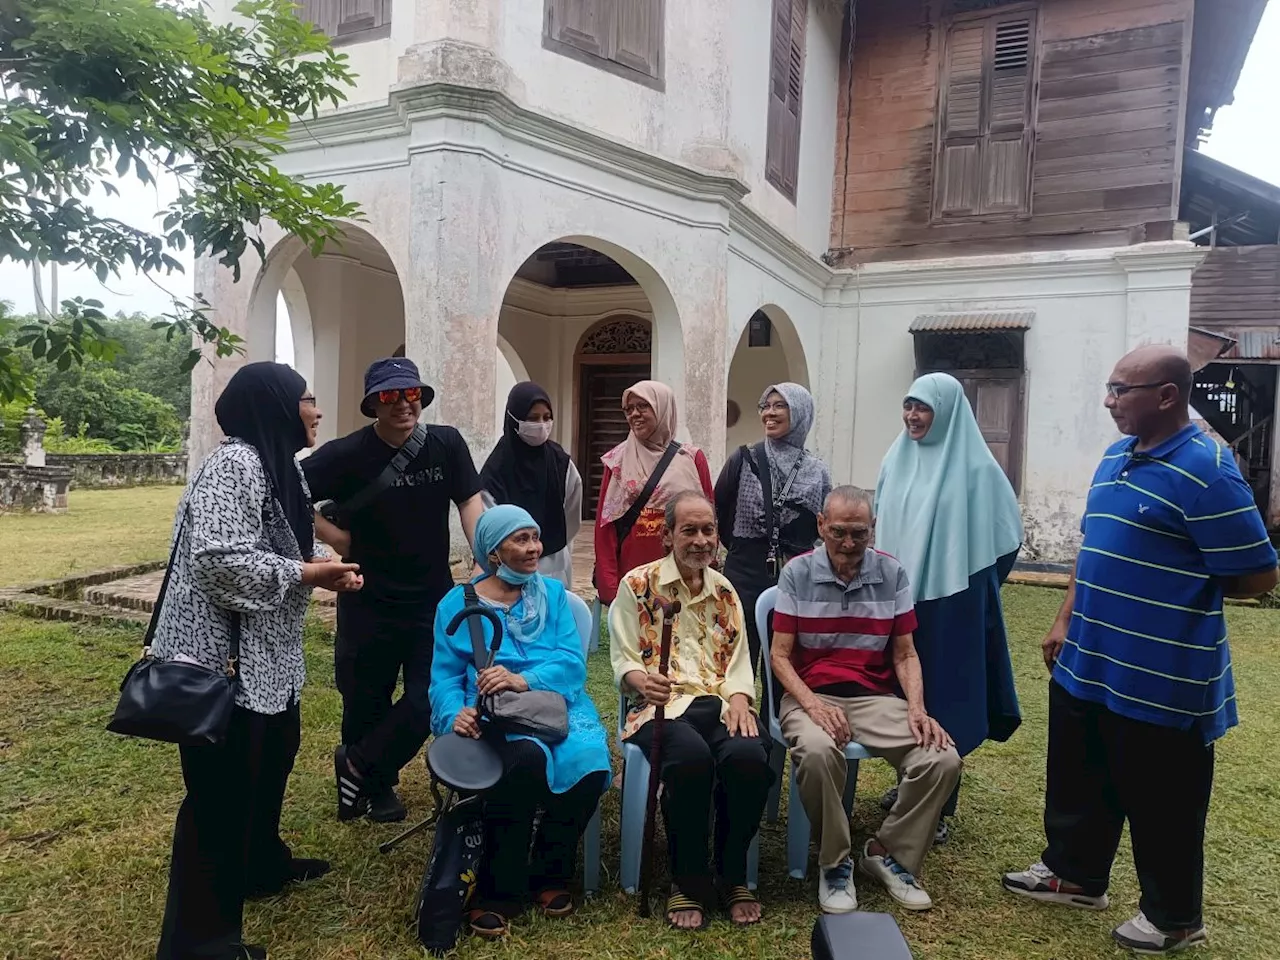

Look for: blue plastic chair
[611,603,760,894]
[565,592,603,895]
[755,586,871,880]
[588,597,603,653]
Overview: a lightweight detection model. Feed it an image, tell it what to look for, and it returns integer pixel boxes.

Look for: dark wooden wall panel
[829,0,1193,263]
[1191,246,1280,327]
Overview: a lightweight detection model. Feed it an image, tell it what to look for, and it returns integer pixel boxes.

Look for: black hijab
[214,362,315,561]
[479,381,571,555]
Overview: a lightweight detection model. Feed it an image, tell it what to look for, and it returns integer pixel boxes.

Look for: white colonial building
[190,0,1263,562]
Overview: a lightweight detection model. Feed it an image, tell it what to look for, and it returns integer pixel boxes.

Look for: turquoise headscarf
[874,373,1023,603]
[472,504,548,645]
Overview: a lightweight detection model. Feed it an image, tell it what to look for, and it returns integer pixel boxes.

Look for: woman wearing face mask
[480,382,583,588]
[429,505,611,939]
[152,363,365,960]
[715,382,831,678]
[873,373,1023,839]
[592,380,714,606]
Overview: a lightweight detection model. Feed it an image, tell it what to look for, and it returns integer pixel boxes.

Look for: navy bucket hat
[361,357,435,418]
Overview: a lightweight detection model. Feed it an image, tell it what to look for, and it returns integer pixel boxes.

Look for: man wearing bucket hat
[303,357,485,823]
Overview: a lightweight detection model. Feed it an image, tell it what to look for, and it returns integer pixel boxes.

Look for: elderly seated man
[610,490,775,931]
[771,486,961,914]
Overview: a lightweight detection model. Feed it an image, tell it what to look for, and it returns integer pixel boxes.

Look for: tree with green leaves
[0,0,360,401]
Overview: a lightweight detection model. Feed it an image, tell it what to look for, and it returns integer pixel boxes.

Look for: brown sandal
[536,889,575,918]
[467,908,509,938]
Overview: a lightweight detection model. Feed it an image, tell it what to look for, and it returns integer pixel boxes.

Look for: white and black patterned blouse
[150,439,324,715]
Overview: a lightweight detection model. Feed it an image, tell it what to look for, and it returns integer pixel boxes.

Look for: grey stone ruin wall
[44,454,188,489]
[0,464,72,513]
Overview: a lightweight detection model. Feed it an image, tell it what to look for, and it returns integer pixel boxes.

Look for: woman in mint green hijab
[874,373,1023,835]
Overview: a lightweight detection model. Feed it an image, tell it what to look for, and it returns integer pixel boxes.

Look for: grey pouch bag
[483,689,569,744]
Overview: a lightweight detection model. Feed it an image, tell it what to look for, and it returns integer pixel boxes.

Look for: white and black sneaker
[334,745,369,822]
[1001,861,1109,910]
[1112,913,1207,954]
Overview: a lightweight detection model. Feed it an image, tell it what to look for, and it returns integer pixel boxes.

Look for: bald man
[1003,345,1277,954]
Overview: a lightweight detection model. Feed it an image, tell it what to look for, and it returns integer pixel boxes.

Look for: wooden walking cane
[638,595,680,918]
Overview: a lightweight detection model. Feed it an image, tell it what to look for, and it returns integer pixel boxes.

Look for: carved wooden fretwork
[578,317,652,355]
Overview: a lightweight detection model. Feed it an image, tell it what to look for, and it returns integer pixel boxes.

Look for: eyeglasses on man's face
[379,387,422,405]
[1105,381,1167,399]
[826,524,872,543]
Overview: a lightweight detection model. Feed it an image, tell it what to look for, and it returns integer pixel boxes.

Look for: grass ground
[1,584,1278,960]
[0,485,182,586]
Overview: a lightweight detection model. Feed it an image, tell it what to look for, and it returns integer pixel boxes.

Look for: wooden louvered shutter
[612,0,663,79]
[983,16,1034,213]
[298,0,388,42]
[766,0,807,202]
[934,13,1036,219]
[547,0,608,58]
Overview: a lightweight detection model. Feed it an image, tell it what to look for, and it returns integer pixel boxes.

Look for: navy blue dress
[912,549,1022,768]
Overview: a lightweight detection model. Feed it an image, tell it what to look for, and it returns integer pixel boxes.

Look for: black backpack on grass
[415,792,485,954]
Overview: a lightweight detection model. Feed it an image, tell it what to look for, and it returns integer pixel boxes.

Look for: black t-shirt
[302,424,481,604]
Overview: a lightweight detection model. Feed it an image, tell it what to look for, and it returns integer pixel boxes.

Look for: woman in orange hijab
[592,381,714,605]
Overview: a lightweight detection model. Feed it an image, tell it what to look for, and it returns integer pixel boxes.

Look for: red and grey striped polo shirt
[774,547,918,697]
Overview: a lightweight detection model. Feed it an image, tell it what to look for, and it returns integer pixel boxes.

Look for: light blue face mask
[495,563,536,586]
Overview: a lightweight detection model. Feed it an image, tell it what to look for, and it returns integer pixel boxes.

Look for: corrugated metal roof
[1214,327,1280,360]
[909,311,1034,333]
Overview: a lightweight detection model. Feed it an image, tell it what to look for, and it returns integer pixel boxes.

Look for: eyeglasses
[759,401,790,414]
[378,387,422,405]
[1105,381,1166,399]
[826,525,872,543]
[299,395,317,407]
[623,401,653,416]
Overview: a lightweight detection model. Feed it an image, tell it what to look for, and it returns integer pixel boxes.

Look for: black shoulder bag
[611,440,682,564]
[463,583,569,743]
[107,512,243,746]
[743,442,806,581]
[319,422,427,528]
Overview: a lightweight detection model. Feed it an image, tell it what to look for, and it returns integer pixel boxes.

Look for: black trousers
[478,739,607,915]
[156,704,301,960]
[723,541,774,680]
[335,592,438,792]
[628,696,774,892]
[1042,681,1214,932]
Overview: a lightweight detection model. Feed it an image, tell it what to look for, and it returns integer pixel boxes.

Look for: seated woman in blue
[429,504,611,940]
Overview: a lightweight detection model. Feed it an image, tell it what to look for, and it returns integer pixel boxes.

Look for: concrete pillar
[815,281,860,484]
[1114,243,1206,353]
[20,407,46,468]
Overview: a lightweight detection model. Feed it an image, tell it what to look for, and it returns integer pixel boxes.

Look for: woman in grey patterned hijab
[714,382,832,679]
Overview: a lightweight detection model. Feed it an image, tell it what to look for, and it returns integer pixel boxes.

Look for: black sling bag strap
[613,440,682,561]
[744,441,805,580]
[331,422,428,523]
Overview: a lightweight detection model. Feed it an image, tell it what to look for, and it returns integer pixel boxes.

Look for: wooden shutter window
[934,11,1036,220]
[766,0,807,203]
[543,0,664,87]
[297,0,389,44]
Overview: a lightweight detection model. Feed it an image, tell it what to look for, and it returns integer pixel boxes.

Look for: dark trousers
[628,696,775,892]
[478,739,607,914]
[335,593,437,792]
[1042,681,1214,932]
[156,704,300,960]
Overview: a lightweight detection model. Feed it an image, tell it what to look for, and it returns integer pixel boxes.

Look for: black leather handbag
[107,514,241,746]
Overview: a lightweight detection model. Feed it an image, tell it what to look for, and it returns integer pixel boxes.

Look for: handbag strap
[337,422,427,519]
[745,442,805,557]
[613,440,682,558]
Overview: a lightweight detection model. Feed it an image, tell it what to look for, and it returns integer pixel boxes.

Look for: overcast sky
[2,4,1279,325]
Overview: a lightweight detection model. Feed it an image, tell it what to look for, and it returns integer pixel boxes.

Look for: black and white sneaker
[368,788,407,823]
[1112,913,1207,954]
[334,745,369,822]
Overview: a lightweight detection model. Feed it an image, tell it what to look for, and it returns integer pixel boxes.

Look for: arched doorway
[248,224,405,444]
[574,316,653,519]
[726,305,810,454]
[496,241,668,517]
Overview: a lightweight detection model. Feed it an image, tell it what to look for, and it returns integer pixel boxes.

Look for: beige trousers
[780,692,962,876]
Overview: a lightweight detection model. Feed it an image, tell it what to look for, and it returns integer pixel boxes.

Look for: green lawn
[0,485,182,586]
[1,586,1277,959]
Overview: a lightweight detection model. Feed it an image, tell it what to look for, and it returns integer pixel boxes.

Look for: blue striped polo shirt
[1055,424,1277,742]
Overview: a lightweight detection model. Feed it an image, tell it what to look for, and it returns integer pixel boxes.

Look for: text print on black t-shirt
[302,424,482,604]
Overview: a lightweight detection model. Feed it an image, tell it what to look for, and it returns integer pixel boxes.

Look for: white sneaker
[1001,861,1109,910]
[858,841,932,911]
[1112,912,1207,954]
[818,859,858,914]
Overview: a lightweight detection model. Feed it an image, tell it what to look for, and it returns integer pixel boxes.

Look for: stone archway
[247,224,405,443]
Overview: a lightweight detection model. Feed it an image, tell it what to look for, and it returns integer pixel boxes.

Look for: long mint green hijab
[874,373,1023,603]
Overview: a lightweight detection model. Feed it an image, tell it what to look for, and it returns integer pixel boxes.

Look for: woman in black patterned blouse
[152,363,363,960]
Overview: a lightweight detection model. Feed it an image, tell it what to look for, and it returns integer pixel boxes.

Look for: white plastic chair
[756,586,870,880]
